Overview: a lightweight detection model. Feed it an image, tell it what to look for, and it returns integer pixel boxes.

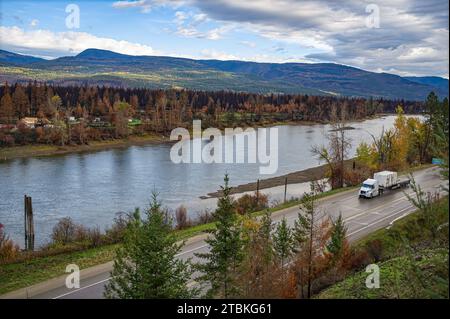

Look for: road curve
[2,166,446,299]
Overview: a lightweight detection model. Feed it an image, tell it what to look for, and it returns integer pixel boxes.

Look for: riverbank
[0,121,300,161]
[205,160,436,198]
[204,159,356,198]
[0,134,171,161]
[0,113,392,161]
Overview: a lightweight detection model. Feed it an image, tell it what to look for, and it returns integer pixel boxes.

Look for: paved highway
[2,166,446,299]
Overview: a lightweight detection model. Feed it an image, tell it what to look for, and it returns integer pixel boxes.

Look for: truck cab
[359,178,379,198]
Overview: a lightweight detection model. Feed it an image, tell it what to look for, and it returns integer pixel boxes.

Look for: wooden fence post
[24,195,27,250]
[284,177,288,203]
[24,195,34,251]
[256,179,260,205]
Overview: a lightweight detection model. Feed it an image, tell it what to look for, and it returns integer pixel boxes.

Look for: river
[0,115,408,247]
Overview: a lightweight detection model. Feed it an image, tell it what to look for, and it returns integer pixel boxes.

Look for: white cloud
[174,11,188,24]
[2,0,448,77]
[30,19,39,27]
[112,0,184,12]
[173,11,233,40]
[198,49,314,64]
[186,0,449,77]
[240,41,256,48]
[200,49,240,60]
[107,0,449,76]
[192,13,208,25]
[398,47,440,61]
[112,0,152,13]
[0,26,157,58]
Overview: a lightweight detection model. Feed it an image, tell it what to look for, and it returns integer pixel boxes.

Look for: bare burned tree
[311,103,352,189]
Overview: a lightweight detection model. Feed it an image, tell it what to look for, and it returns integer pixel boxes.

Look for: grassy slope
[318,248,448,299]
[317,196,449,299]
[0,244,118,295]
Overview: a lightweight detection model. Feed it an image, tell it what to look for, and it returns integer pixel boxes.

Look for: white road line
[175,244,208,257]
[341,206,363,213]
[348,221,369,226]
[347,205,413,237]
[386,212,410,229]
[53,278,111,299]
[344,195,410,222]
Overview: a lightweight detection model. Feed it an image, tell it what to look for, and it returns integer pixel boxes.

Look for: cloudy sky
[0,0,448,77]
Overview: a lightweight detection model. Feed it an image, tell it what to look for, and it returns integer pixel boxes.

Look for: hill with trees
[0,49,448,100]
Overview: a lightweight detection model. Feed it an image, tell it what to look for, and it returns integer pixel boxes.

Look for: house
[20,117,39,128]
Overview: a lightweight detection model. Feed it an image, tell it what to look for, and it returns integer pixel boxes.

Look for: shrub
[52,217,104,247]
[105,212,131,243]
[196,210,215,225]
[0,223,19,264]
[51,217,77,244]
[345,248,371,271]
[74,224,89,242]
[175,205,191,230]
[365,239,384,262]
[235,193,268,215]
[87,226,102,247]
[344,168,369,187]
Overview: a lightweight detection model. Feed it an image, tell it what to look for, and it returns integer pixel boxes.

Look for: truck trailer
[359,171,410,198]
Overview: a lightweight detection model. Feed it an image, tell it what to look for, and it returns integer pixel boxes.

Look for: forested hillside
[1,49,448,100]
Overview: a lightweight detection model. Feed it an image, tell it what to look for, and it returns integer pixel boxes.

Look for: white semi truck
[359,171,410,198]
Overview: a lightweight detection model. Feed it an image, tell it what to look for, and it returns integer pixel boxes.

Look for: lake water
[0,115,405,247]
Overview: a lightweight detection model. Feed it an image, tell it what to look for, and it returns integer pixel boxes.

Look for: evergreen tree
[272,217,293,269]
[258,210,274,261]
[326,214,347,263]
[292,192,315,252]
[195,174,243,298]
[104,192,197,299]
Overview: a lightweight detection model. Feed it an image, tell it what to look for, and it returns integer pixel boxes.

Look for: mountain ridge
[0,48,448,101]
